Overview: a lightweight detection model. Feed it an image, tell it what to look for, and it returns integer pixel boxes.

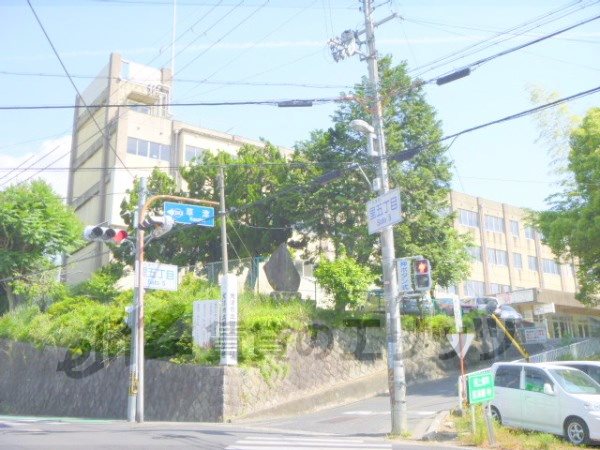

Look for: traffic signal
[83,226,128,245]
[140,215,174,238]
[413,258,431,291]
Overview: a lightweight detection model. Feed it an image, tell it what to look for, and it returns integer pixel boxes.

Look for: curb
[421,410,450,441]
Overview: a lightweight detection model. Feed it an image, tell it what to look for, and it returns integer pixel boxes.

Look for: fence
[515,337,600,363]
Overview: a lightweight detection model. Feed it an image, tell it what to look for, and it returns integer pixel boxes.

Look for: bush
[314,255,375,312]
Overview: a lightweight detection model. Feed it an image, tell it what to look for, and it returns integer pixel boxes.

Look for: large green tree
[0,180,83,310]
[117,144,302,267]
[534,107,600,305]
[292,56,471,289]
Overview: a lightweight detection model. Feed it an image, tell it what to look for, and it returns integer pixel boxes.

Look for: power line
[430,12,600,82]
[26,0,134,180]
[0,96,350,111]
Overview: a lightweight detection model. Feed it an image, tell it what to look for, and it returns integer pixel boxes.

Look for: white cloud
[0,135,71,200]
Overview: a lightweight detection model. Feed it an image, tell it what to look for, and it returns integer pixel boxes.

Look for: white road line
[226,436,391,449]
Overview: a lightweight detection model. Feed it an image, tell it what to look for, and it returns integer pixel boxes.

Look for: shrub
[314,255,375,312]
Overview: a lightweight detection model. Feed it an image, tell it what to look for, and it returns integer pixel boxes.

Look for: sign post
[467,370,496,445]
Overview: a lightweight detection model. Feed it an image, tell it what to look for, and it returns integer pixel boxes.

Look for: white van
[490,362,600,445]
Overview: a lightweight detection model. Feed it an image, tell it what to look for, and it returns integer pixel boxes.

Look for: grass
[452,405,588,449]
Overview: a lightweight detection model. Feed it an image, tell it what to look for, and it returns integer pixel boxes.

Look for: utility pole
[135,177,147,423]
[362,0,407,434]
[330,0,407,434]
[218,166,228,274]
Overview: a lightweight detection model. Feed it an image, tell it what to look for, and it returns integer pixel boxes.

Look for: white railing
[515,338,600,363]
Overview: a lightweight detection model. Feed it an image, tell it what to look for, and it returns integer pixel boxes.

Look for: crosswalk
[226,435,392,450]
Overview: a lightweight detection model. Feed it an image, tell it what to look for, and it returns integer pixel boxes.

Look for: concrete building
[443,191,599,339]
[66,53,289,284]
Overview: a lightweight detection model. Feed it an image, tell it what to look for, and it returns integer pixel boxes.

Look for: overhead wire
[179,0,319,99]
[26,0,135,180]
[407,0,599,77]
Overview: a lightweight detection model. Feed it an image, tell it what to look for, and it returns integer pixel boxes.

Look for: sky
[1,0,599,210]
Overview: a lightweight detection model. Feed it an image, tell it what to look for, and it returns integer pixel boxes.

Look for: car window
[495,366,521,389]
[525,367,553,393]
[549,368,600,395]
[589,367,600,384]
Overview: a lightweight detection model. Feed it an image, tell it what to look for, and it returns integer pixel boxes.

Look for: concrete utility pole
[361,0,407,434]
[135,177,147,422]
[218,166,229,274]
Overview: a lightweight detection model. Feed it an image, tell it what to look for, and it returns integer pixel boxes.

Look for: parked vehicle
[490,362,600,445]
[553,361,600,386]
[461,296,498,314]
[400,297,434,316]
[494,304,523,321]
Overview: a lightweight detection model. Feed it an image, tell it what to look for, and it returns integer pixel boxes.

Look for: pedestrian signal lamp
[413,258,431,291]
[84,226,128,245]
[140,215,174,239]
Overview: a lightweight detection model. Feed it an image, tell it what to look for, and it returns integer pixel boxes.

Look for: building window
[528,255,538,271]
[185,145,206,163]
[467,246,482,262]
[524,226,536,240]
[513,252,523,269]
[484,215,505,233]
[542,258,560,275]
[464,280,485,297]
[510,220,519,237]
[489,283,510,294]
[127,137,170,162]
[458,209,478,228]
[127,101,151,114]
[487,248,508,266]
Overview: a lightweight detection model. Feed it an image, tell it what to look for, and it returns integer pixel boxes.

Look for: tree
[0,180,83,310]
[533,108,600,305]
[116,144,303,268]
[314,253,375,312]
[293,56,471,289]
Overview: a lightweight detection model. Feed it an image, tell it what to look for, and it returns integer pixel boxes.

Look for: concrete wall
[1,323,523,422]
[0,340,224,422]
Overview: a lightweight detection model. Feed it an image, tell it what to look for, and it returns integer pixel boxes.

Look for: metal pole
[127,184,144,422]
[362,0,406,434]
[135,177,147,422]
[219,166,228,274]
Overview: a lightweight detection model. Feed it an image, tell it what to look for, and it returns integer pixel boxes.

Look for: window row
[457,209,538,239]
[468,246,561,275]
[127,137,171,162]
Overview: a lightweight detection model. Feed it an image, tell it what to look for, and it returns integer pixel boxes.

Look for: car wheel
[490,406,501,424]
[565,417,589,446]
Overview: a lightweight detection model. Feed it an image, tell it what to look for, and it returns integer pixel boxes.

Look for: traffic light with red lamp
[83,225,129,245]
[413,258,432,291]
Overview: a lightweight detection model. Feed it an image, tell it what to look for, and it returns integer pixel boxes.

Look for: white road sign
[396,257,413,293]
[496,288,537,305]
[139,261,178,291]
[524,326,548,344]
[366,188,401,234]
[447,333,474,359]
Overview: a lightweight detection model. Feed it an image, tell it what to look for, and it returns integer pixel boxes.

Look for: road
[0,377,465,449]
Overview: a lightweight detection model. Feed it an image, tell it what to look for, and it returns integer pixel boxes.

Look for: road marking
[342,410,388,416]
[226,435,392,449]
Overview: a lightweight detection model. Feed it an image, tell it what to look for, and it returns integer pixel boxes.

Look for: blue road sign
[163,201,215,227]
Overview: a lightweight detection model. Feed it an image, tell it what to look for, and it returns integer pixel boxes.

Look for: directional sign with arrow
[164,201,215,227]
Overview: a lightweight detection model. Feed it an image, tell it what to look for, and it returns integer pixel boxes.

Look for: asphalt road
[0,376,465,449]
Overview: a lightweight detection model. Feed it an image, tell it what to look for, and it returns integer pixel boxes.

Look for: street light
[350,119,378,159]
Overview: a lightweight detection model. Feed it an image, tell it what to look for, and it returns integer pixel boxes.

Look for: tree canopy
[0,180,83,309]
[534,107,600,304]
[292,56,471,290]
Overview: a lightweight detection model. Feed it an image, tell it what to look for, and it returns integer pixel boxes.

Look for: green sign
[467,370,495,404]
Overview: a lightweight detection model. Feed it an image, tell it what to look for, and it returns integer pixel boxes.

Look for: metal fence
[515,337,600,363]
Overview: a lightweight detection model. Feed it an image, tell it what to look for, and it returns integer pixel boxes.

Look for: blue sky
[1,0,599,210]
